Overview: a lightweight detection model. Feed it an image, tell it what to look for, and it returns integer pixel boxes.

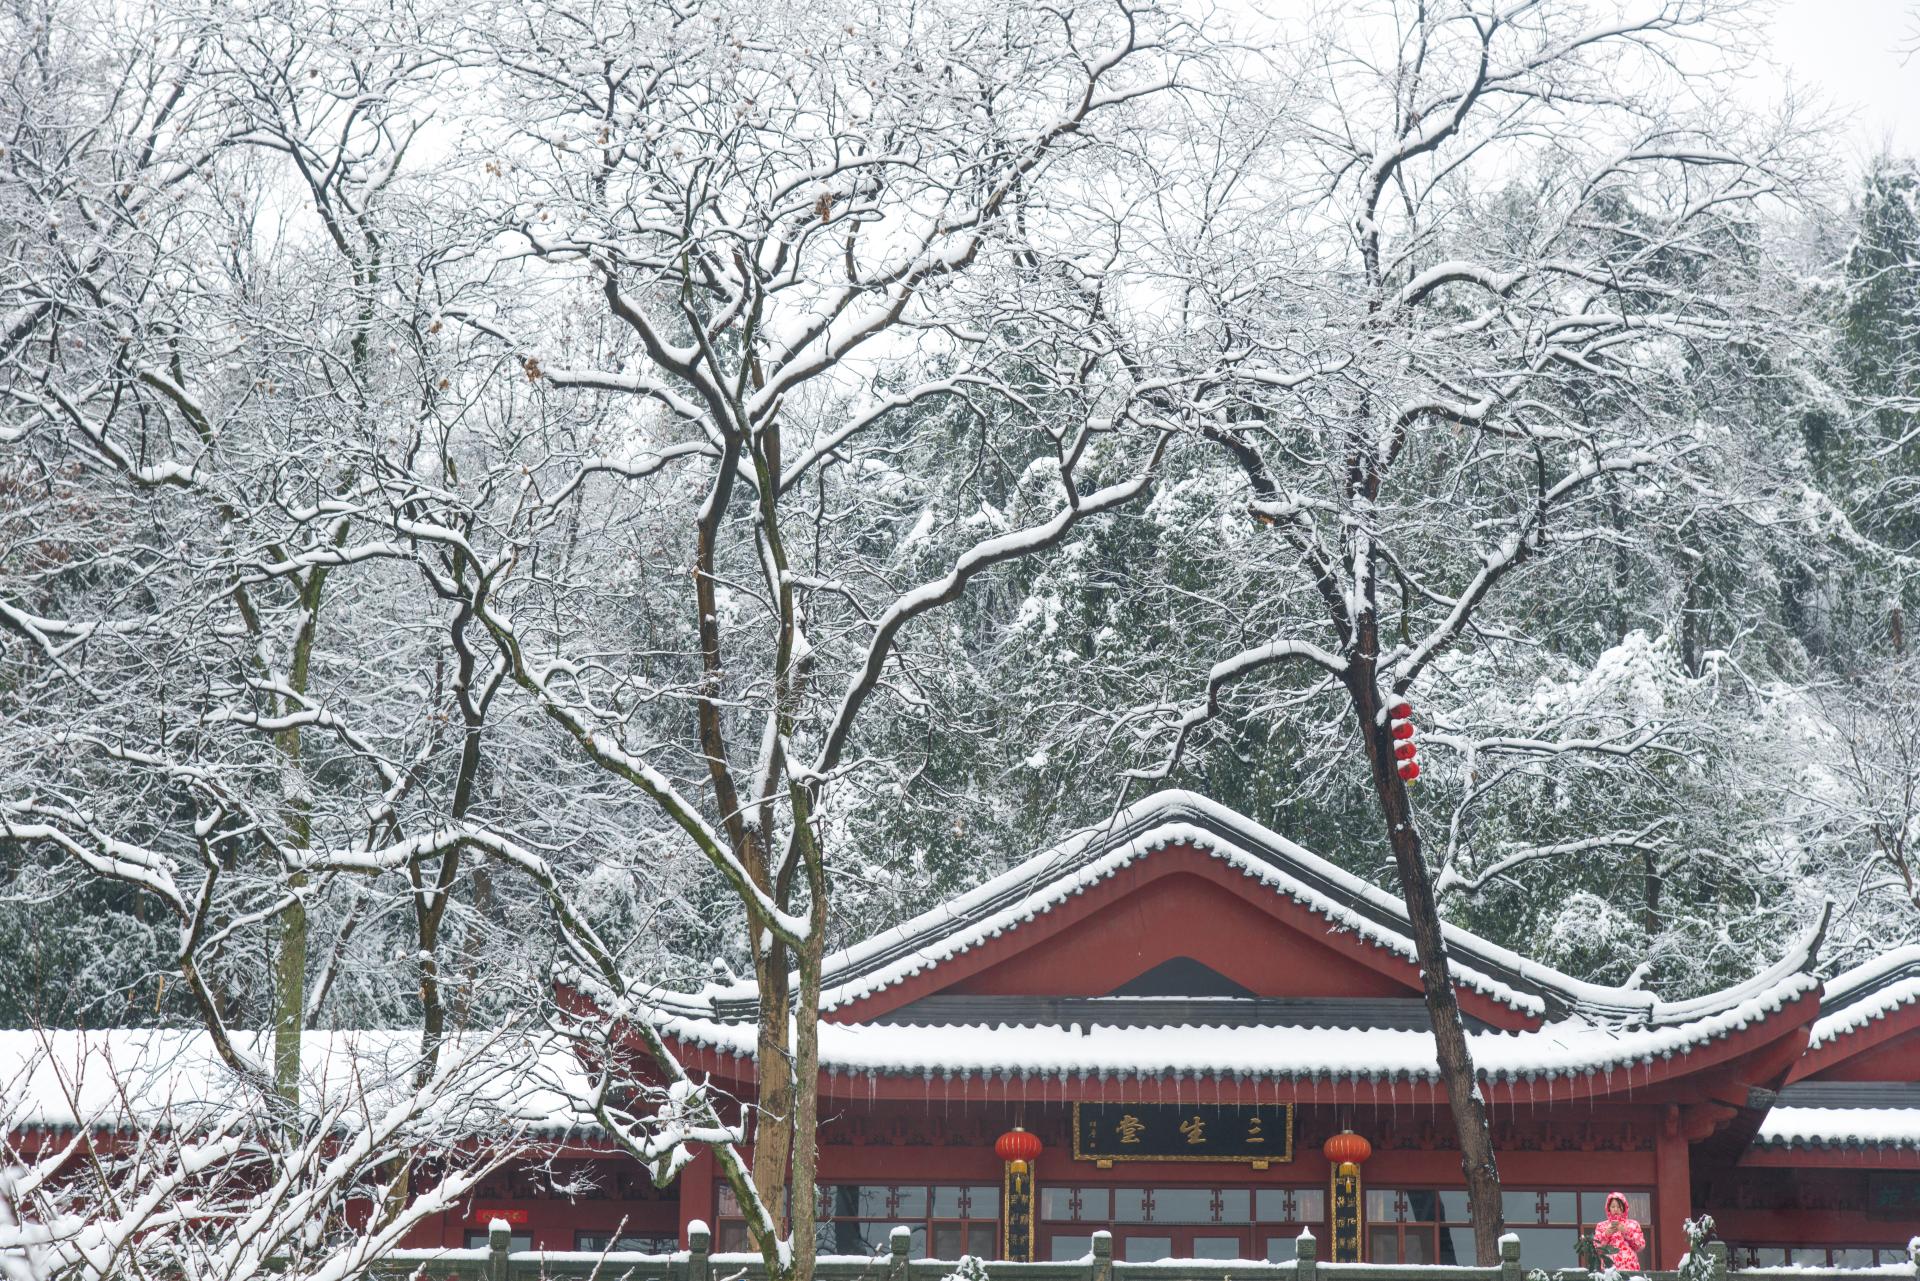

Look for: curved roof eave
[1787,944,1920,1080]
[652,961,1820,1089]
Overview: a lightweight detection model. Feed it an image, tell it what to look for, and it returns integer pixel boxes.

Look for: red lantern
[1387,697,1418,781]
[1322,1130,1372,1172]
[996,1127,1042,1173]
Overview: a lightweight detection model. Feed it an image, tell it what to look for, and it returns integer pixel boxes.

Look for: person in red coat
[1592,1191,1647,1273]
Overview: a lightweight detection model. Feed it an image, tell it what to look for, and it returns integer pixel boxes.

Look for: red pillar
[681,1145,719,1247]
[1655,1104,1692,1269]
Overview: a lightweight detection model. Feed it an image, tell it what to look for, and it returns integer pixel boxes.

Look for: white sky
[1766,0,1919,160]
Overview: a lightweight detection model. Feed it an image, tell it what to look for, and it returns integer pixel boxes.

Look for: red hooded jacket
[1592,1191,1646,1273]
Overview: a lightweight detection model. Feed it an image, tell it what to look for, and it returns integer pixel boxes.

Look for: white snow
[659,961,1814,1084]
[1808,946,1920,1050]
[0,1028,590,1134]
[694,789,1818,1032]
[1755,1106,1920,1150]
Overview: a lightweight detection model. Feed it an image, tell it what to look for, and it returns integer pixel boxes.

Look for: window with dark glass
[1734,1245,1912,1269]
[1039,1185,1324,1262]
[464,1231,532,1251]
[714,1183,998,1258]
[1366,1189,1649,1267]
[576,1232,680,1253]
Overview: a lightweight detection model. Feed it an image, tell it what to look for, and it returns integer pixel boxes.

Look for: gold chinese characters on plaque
[1071,1104,1294,1163]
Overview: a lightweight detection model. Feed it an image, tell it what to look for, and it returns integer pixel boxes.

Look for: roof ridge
[697,790,1822,1028]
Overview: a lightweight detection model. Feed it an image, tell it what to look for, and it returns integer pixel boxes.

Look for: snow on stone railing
[360,1223,1920,1281]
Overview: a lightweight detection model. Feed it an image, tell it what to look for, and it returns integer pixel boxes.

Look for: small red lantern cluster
[995,1126,1042,1174]
[1388,699,1419,783]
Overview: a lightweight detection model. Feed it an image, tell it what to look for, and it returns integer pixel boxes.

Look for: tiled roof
[1808,946,1920,1050]
[1754,1083,1920,1151]
[686,790,1826,1033]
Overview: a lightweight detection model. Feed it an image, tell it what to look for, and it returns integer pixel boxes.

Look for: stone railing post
[689,1220,713,1281]
[1091,1229,1114,1281]
[1296,1228,1317,1281]
[1499,1233,1522,1281]
[1907,1236,1920,1279]
[890,1224,913,1281]
[487,1220,512,1281]
[1705,1241,1728,1281]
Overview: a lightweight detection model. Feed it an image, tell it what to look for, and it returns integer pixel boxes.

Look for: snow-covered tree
[1117,0,1824,1260]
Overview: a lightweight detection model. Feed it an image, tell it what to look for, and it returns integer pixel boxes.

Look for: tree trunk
[790,899,826,1281]
[270,684,313,1117]
[751,934,795,1238]
[272,869,307,1114]
[1642,847,1663,946]
[1351,673,1505,1264]
[270,563,331,1119]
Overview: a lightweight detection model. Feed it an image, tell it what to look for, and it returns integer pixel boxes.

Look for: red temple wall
[1710,1165,1919,1256]
[407,1154,680,1252]
[403,1101,1673,1258]
[1711,1206,1915,1254]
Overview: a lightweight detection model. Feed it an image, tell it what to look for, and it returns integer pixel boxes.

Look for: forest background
[1,0,1917,1275]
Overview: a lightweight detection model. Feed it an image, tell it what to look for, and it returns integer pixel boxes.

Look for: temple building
[9,793,1919,1266]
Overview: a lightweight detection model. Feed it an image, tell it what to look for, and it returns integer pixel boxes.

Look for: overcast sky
[1768,0,1918,159]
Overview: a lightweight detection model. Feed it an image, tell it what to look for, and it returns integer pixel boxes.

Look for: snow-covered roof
[0,1028,591,1137]
[1752,1084,1920,1151]
[690,790,1824,1032]
[1809,945,1920,1050]
[1753,1107,1920,1150]
[656,952,1818,1086]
